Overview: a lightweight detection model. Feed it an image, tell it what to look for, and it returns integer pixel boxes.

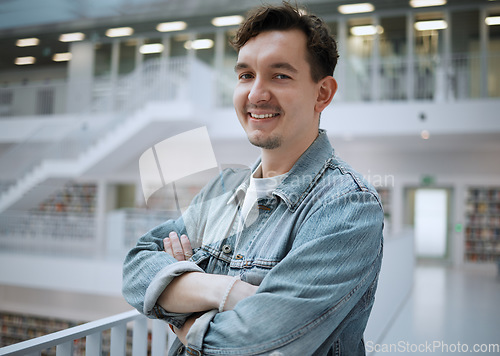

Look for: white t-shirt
[239,164,288,229]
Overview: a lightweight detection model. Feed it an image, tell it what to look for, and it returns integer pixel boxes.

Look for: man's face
[233,29,325,153]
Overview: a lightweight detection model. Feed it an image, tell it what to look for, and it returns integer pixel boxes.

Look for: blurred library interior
[0,0,499,354]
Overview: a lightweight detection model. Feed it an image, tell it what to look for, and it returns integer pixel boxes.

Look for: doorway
[405,187,453,261]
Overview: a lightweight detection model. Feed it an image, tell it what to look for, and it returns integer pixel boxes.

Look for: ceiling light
[485,16,500,26]
[409,0,446,8]
[421,130,430,140]
[414,20,448,31]
[15,56,36,65]
[211,15,244,27]
[106,27,134,38]
[16,38,39,47]
[53,52,72,62]
[338,3,374,14]
[59,32,85,42]
[184,39,214,50]
[350,25,383,36]
[139,43,164,54]
[156,21,187,32]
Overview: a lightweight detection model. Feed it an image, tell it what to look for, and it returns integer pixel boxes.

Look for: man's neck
[259,131,319,178]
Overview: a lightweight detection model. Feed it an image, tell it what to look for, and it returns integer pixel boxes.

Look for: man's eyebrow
[270,62,298,73]
[234,63,249,72]
[234,62,298,73]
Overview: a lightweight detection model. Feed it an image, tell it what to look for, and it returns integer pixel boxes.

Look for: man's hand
[160,231,258,344]
[164,232,193,261]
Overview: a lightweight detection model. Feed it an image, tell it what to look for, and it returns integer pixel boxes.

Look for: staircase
[0,57,216,213]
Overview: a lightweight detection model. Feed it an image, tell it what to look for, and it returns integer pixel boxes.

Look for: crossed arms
[161,231,258,344]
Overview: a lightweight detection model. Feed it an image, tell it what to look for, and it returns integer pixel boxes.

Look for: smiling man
[123,2,384,355]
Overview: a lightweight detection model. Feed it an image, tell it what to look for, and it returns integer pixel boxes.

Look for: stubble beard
[248,133,282,150]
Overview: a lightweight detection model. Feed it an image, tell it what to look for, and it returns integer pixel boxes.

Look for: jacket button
[186,347,201,356]
[222,244,232,254]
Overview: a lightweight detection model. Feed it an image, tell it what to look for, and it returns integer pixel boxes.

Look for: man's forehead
[236,30,308,68]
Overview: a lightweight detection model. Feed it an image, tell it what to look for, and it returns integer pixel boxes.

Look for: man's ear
[314,76,337,113]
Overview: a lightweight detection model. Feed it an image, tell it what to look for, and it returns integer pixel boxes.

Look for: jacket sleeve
[121,213,206,328]
[122,168,246,329]
[185,190,384,355]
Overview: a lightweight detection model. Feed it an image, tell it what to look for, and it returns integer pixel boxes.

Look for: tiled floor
[371,264,500,355]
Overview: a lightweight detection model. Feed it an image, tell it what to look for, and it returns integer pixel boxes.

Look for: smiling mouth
[249,113,280,119]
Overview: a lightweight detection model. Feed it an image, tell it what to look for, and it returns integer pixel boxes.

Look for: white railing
[0,211,97,257]
[0,310,173,356]
[342,52,500,102]
[1,52,499,120]
[0,81,67,117]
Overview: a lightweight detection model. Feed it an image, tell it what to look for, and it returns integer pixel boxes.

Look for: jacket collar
[273,129,334,211]
[228,130,334,211]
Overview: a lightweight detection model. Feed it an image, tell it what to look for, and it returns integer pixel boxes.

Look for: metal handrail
[0,309,172,356]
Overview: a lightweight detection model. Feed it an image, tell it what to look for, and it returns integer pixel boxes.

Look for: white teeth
[251,113,278,119]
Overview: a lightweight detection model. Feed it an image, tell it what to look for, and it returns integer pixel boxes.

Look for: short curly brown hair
[230,1,339,83]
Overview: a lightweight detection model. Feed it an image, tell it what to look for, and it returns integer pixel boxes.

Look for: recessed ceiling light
[59,32,85,42]
[106,27,134,38]
[414,20,448,31]
[156,21,187,32]
[53,53,72,62]
[16,38,39,47]
[139,43,164,54]
[184,39,214,50]
[338,3,374,14]
[350,25,384,36]
[211,15,244,27]
[485,16,500,26]
[15,56,36,65]
[409,0,446,8]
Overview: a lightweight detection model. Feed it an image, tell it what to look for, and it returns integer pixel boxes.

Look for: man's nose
[248,78,271,103]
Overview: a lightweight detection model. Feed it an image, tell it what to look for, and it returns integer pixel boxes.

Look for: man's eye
[275,74,291,80]
[239,73,253,80]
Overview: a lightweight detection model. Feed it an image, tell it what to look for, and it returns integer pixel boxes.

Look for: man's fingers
[180,234,193,259]
[163,237,173,255]
[168,232,186,261]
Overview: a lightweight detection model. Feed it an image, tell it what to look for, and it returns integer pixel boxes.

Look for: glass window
[94,43,112,77]
[380,16,407,100]
[224,29,238,70]
[171,33,189,58]
[413,11,446,100]
[346,17,375,101]
[119,39,137,75]
[327,21,338,38]
[488,13,500,97]
[451,10,480,98]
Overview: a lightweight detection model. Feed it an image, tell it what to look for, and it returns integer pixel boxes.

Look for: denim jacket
[122,130,384,356]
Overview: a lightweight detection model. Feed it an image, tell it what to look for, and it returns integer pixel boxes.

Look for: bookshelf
[464,187,500,263]
[0,311,137,355]
[37,183,96,215]
[0,312,82,355]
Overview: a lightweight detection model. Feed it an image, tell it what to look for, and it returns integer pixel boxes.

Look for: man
[123,2,384,355]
